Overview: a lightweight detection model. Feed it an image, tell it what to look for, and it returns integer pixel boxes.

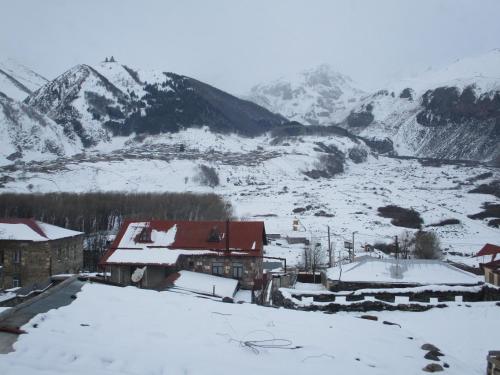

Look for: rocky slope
[247,64,365,125]
[0,93,81,165]
[26,61,285,147]
[246,51,500,162]
[343,49,500,162]
[0,58,48,101]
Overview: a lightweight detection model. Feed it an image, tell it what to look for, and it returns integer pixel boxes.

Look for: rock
[424,351,442,361]
[443,363,449,368]
[359,315,378,321]
[422,363,444,372]
[383,320,401,327]
[222,297,234,303]
[421,343,440,352]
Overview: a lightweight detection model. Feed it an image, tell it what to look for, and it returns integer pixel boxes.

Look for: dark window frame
[13,249,22,264]
[212,262,224,276]
[232,263,244,279]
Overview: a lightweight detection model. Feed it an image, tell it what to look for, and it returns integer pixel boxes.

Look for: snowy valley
[0,45,500,375]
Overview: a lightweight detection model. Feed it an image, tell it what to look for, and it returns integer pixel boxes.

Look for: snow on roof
[0,219,82,242]
[105,248,213,265]
[172,270,238,298]
[101,220,266,265]
[327,258,480,285]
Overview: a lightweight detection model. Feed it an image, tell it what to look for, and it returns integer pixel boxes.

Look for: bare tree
[302,241,327,282]
[399,230,415,259]
[413,231,442,259]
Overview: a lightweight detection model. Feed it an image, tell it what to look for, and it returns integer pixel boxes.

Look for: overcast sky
[1,0,499,94]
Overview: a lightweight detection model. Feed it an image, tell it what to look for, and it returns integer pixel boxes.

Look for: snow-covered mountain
[342,49,500,162]
[26,61,285,147]
[0,93,81,165]
[0,58,48,101]
[247,64,365,125]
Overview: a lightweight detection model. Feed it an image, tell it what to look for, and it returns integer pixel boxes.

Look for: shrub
[378,205,423,229]
[428,218,460,227]
[413,231,442,259]
[348,146,368,163]
[195,165,220,187]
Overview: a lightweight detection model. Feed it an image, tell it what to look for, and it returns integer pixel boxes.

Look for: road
[0,277,85,354]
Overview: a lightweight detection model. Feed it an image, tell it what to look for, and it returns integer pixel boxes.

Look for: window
[13,249,21,263]
[12,276,20,288]
[489,272,495,284]
[212,262,224,276]
[232,263,243,279]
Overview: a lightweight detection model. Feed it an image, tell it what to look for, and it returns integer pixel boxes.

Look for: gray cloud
[1,0,499,94]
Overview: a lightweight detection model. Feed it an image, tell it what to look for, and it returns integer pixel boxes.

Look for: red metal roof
[480,259,500,270]
[0,218,47,239]
[100,220,267,266]
[475,243,500,257]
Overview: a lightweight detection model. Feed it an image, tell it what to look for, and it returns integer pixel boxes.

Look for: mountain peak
[247,64,364,125]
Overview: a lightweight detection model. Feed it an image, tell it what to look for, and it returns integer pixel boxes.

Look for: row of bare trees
[0,192,233,234]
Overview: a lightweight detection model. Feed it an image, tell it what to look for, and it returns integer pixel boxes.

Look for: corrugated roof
[100,220,267,266]
[475,243,500,257]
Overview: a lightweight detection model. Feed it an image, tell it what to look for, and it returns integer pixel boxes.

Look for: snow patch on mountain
[0,59,48,101]
[0,93,81,165]
[391,48,500,95]
[26,64,131,147]
[247,64,365,125]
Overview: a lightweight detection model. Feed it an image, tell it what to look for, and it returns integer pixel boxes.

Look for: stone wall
[0,235,84,289]
[107,255,263,290]
[177,254,262,289]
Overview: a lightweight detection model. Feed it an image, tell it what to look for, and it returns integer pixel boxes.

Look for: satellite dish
[131,266,146,283]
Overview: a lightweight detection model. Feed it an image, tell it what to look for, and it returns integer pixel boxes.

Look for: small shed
[325,258,481,291]
[475,244,500,286]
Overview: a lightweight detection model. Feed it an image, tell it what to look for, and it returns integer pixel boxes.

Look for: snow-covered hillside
[247,64,365,125]
[0,282,497,374]
[25,63,132,147]
[0,128,497,265]
[340,50,500,162]
[0,59,48,101]
[0,93,81,165]
[392,48,500,95]
[25,60,284,147]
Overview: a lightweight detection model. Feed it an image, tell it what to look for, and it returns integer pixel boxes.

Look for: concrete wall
[0,235,84,289]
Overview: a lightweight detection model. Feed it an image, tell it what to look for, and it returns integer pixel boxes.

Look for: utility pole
[352,232,355,262]
[395,235,399,259]
[327,226,332,267]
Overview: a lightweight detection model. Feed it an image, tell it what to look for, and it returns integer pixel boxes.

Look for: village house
[476,243,500,287]
[0,218,84,289]
[99,220,267,290]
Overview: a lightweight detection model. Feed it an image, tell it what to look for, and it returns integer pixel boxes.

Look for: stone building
[476,243,500,287]
[0,219,84,289]
[100,220,266,290]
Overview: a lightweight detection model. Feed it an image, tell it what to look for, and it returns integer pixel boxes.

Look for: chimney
[226,219,230,252]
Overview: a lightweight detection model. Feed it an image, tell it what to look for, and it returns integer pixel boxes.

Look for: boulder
[422,363,444,372]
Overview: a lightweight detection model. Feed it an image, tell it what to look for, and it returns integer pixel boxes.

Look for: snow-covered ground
[0,283,496,374]
[1,128,497,266]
